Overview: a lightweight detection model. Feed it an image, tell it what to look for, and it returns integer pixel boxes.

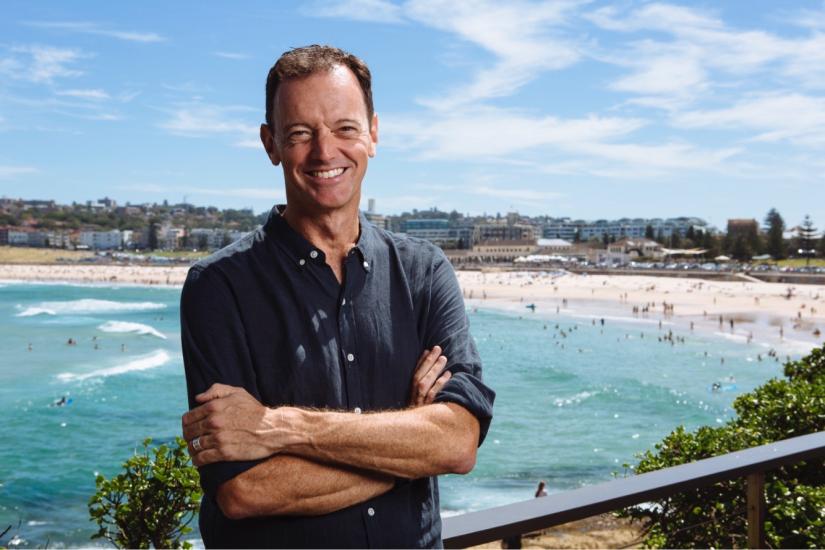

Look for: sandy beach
[457,270,825,355]
[2,263,824,355]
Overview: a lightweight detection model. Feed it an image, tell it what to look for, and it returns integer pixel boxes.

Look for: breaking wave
[16,299,166,317]
[97,321,167,339]
[57,350,171,382]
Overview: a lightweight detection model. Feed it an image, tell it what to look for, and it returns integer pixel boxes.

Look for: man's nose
[309,129,336,161]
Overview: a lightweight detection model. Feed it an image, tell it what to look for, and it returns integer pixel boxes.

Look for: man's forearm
[217,454,394,520]
[281,402,479,479]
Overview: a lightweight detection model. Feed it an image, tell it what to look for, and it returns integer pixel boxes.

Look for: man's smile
[307,167,347,179]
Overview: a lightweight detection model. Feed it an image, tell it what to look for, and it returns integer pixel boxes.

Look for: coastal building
[535,238,573,254]
[473,221,536,244]
[189,228,247,250]
[543,217,710,242]
[606,238,664,264]
[8,229,31,246]
[79,229,122,250]
[470,240,537,263]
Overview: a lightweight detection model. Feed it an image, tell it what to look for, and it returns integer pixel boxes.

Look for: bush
[622,343,825,548]
[89,437,202,549]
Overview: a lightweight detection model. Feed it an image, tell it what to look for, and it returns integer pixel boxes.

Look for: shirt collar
[263,204,376,272]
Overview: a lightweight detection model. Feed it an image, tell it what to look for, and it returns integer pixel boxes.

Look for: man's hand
[409,346,451,407]
[182,383,292,467]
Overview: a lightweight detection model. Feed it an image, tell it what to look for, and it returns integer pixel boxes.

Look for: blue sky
[1,1,824,229]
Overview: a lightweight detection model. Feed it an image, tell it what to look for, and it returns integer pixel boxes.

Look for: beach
[457,270,825,355]
[3,263,823,354]
[3,265,822,548]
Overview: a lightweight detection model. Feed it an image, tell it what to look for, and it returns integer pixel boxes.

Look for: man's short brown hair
[265,44,374,129]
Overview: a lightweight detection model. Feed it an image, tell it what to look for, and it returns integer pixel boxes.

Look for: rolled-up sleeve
[180,266,266,496]
[423,250,495,445]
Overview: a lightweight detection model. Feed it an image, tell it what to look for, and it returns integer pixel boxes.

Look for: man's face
[262,65,378,215]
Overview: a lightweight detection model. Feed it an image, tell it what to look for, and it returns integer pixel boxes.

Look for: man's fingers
[191,448,221,467]
[424,370,452,405]
[412,346,441,385]
[195,383,239,403]
[182,398,223,428]
[416,355,448,406]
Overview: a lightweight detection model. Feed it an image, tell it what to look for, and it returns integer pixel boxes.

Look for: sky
[1,1,824,229]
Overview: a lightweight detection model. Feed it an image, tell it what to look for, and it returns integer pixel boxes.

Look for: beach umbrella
[714,255,730,262]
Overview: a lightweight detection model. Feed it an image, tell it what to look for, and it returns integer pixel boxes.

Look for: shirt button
[310,250,319,259]
[354,407,362,414]
[347,353,355,362]
[363,260,369,269]
[298,258,306,266]
[367,507,375,517]
[341,298,346,306]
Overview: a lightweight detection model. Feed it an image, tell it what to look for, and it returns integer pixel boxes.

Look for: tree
[147,219,159,251]
[731,236,751,261]
[669,232,681,249]
[89,438,201,549]
[622,345,825,548]
[764,208,786,260]
[645,225,655,240]
[797,215,819,267]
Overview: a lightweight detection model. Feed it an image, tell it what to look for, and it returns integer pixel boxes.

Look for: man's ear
[368,113,379,158]
[260,124,281,166]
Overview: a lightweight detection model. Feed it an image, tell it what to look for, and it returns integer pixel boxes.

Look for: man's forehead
[274,65,368,125]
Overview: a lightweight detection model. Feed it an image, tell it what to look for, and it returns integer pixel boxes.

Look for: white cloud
[160,103,259,143]
[234,138,262,149]
[214,52,250,60]
[1,45,86,83]
[673,93,825,147]
[382,106,645,159]
[407,0,583,110]
[0,165,38,179]
[56,88,110,100]
[305,0,404,23]
[24,21,165,43]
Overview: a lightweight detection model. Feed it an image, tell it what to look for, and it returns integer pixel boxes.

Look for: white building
[79,229,122,250]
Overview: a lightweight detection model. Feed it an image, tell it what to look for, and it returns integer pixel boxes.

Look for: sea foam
[98,321,167,339]
[16,299,166,317]
[57,349,171,382]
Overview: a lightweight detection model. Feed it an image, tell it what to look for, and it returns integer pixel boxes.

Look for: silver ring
[192,437,202,452]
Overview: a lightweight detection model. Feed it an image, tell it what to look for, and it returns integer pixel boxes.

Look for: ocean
[0,282,798,547]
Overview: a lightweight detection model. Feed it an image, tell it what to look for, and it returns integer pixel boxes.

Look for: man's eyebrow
[282,122,310,132]
[336,118,362,126]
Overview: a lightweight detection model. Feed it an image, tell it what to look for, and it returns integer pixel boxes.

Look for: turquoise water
[0,282,795,547]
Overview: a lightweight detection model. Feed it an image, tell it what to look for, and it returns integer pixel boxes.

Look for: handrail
[442,431,825,548]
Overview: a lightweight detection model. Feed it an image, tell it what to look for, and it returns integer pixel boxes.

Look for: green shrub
[623,343,825,548]
[89,437,201,549]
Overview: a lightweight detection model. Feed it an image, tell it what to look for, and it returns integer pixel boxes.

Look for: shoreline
[2,264,823,354]
[457,270,825,356]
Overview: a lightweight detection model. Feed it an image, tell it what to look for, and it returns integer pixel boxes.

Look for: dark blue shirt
[181,205,494,548]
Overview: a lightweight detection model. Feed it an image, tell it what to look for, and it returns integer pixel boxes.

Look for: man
[180,45,494,548]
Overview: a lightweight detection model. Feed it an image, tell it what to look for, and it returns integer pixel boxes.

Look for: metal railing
[442,431,825,549]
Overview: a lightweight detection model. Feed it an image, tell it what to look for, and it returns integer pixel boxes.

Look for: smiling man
[180,45,494,548]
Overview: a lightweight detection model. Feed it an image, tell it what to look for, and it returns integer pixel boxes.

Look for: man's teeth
[311,168,345,179]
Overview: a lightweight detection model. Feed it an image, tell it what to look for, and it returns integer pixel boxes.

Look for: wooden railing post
[501,534,522,548]
[746,472,766,549]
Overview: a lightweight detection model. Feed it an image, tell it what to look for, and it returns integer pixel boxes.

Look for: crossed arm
[182,346,480,520]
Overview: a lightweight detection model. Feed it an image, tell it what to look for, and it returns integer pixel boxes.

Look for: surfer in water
[52,396,69,407]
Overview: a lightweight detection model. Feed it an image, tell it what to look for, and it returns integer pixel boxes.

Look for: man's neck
[281,204,360,280]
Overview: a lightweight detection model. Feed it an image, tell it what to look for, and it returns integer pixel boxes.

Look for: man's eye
[288,130,311,142]
[338,126,359,135]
